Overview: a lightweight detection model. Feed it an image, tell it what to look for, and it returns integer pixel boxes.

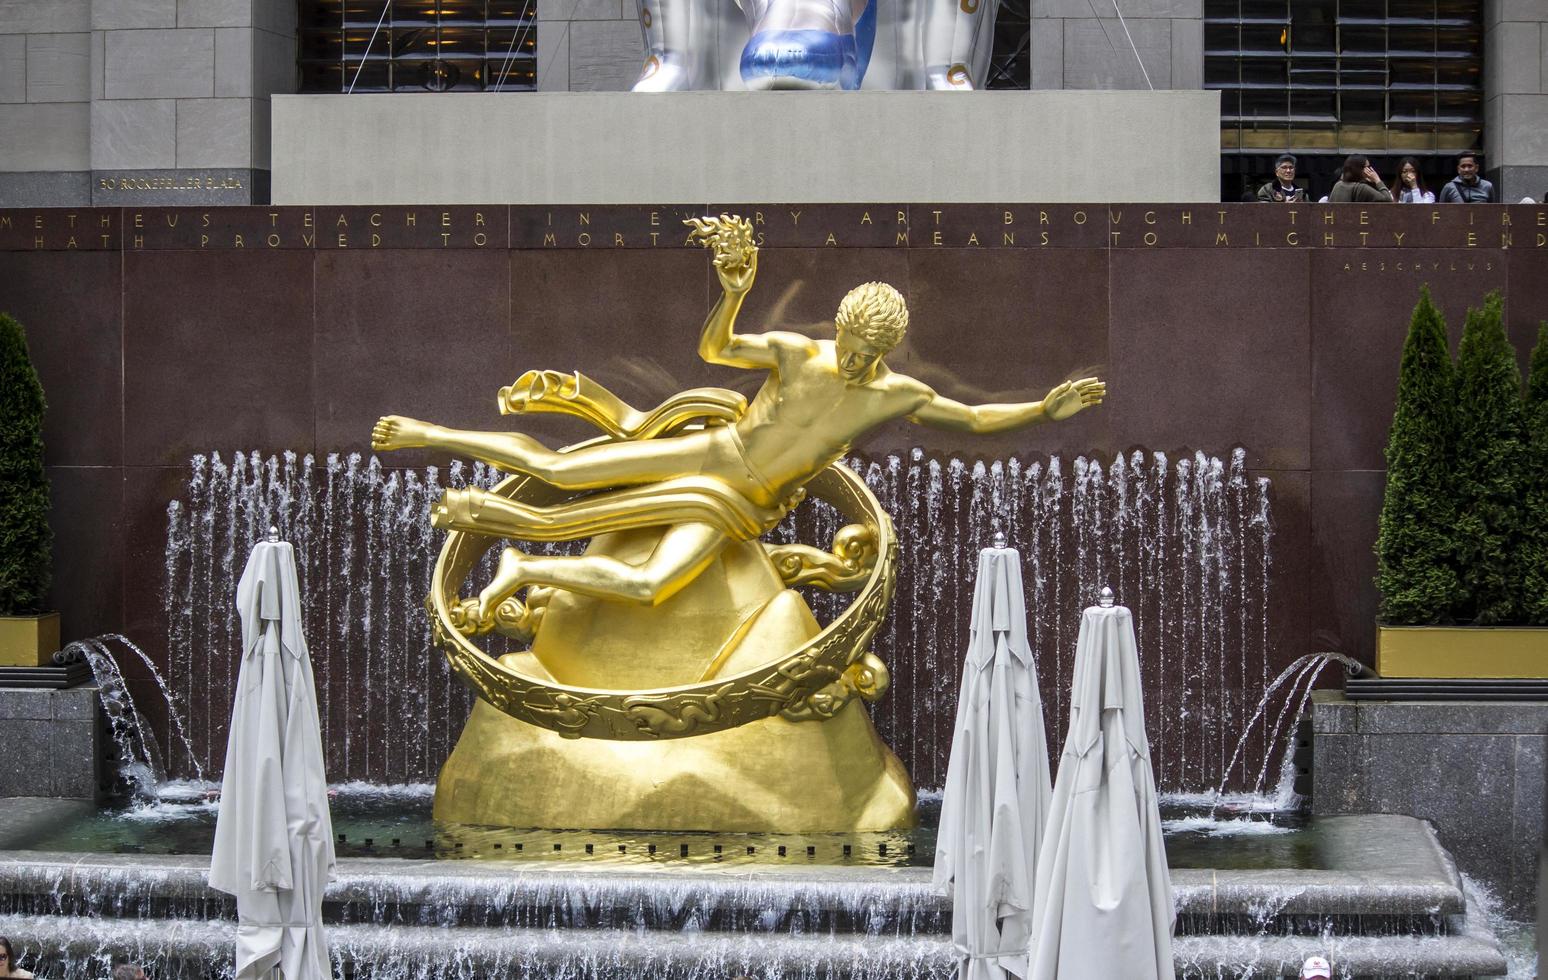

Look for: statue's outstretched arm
[908,377,1106,433]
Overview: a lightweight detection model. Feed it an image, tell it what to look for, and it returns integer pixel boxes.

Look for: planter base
[1376,625,1548,679]
[0,613,61,667]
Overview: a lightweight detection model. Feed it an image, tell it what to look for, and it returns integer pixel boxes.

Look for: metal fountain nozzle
[1098,586,1115,608]
[267,525,280,543]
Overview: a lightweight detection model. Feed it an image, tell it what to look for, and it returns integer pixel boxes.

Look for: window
[1205,0,1482,155]
[299,0,538,93]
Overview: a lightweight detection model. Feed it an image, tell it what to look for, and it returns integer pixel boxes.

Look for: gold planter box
[0,612,61,667]
[1377,624,1548,679]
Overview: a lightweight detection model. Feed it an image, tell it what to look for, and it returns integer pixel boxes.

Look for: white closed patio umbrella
[933,538,1052,980]
[1029,591,1172,980]
[210,528,335,980]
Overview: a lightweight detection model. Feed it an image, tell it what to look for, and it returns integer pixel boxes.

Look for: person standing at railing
[1329,154,1394,203]
[1389,157,1436,204]
[1438,151,1495,203]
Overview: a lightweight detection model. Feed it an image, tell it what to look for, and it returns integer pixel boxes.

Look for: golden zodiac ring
[428,459,898,741]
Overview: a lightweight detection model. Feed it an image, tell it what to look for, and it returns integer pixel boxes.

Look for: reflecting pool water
[10,783,1314,872]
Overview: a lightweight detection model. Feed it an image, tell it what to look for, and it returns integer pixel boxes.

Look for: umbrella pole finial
[1098,586,1115,607]
[267,525,280,543]
[991,530,1007,549]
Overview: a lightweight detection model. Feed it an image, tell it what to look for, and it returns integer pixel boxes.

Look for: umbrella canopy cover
[1029,603,1173,980]
[210,539,336,980]
[933,546,1052,980]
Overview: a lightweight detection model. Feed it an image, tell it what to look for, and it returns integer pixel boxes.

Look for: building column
[1484,0,1548,202]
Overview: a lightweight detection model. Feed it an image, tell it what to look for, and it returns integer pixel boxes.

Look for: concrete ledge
[0,686,101,799]
[271,91,1221,205]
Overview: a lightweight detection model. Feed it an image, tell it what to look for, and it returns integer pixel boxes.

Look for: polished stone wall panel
[46,465,125,644]
[122,248,314,465]
[1108,248,1312,471]
[1309,249,1508,472]
[0,249,123,466]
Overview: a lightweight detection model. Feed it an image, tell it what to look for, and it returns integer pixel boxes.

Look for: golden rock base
[434,698,916,832]
[0,612,60,667]
[1377,625,1548,679]
[433,528,916,832]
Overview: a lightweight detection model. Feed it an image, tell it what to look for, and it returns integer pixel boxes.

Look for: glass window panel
[1390,90,1436,121]
[300,0,537,91]
[1340,89,1385,123]
[1240,0,1286,20]
[300,29,348,61]
[1241,59,1288,85]
[1388,0,1436,20]
[1339,24,1386,54]
[1205,22,1241,51]
[1204,0,1239,17]
[300,62,347,92]
[391,0,439,25]
[1389,57,1435,86]
[1241,88,1288,119]
[1338,0,1384,21]
[343,0,390,27]
[1290,89,1336,121]
[1242,22,1288,52]
[1206,60,1239,84]
[345,60,392,91]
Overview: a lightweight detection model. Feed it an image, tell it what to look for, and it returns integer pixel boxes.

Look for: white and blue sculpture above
[632,0,996,91]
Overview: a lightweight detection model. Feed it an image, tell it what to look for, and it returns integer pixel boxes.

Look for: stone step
[0,913,1509,979]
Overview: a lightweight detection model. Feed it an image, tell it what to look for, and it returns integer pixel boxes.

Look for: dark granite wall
[3,203,1545,787]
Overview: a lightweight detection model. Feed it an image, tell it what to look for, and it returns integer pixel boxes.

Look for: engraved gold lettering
[475,232,488,246]
[1003,232,1014,245]
[1144,211,1157,225]
[200,234,209,248]
[370,212,382,227]
[650,232,659,245]
[65,236,77,248]
[1324,232,1335,245]
[440,233,450,246]
[579,212,590,226]
[1111,231,1123,244]
[1359,211,1369,225]
[1394,232,1405,245]
[1501,212,1510,226]
[371,233,381,247]
[1218,210,1227,224]
[1,216,11,230]
[543,231,557,247]
[1288,210,1297,225]
[166,214,179,228]
[1359,231,1369,245]
[405,213,416,227]
[931,230,942,245]
[33,236,42,248]
[967,232,979,245]
[932,210,942,225]
[475,212,486,226]
[269,212,279,227]
[1111,210,1123,225]
[337,214,348,227]
[615,233,625,246]
[66,213,76,228]
[650,211,660,226]
[896,231,909,245]
[1431,211,1441,224]
[1181,211,1192,225]
[1286,231,1299,245]
[860,212,872,225]
[338,233,347,247]
[132,234,144,248]
[1467,231,1477,247]
[1039,211,1050,225]
[1073,210,1087,225]
[133,213,143,228]
[578,232,591,246]
[1004,211,1014,225]
[825,232,838,245]
[441,212,452,227]
[1323,211,1335,225]
[304,213,313,228]
[1144,231,1157,246]
[789,210,801,225]
[1216,232,1229,246]
[301,234,315,247]
[1501,231,1512,248]
[755,211,766,225]
[267,233,281,247]
[1040,231,1049,245]
[99,213,110,228]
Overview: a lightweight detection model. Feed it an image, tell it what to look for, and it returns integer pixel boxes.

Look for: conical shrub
[0,312,52,616]
[1452,290,1525,624]
[1376,286,1462,624]
[1522,322,1548,625]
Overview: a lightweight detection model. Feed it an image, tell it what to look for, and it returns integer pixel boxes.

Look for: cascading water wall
[161,447,1275,793]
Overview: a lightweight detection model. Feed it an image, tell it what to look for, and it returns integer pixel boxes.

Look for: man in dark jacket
[1257,154,1309,202]
[1439,151,1494,203]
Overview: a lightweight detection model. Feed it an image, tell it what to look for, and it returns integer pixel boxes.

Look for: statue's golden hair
[835,282,908,351]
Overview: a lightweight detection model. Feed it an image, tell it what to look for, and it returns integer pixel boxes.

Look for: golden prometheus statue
[373,215,1105,832]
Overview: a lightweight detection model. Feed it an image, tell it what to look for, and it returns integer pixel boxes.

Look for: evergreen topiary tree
[1521,321,1548,625]
[1377,285,1462,624]
[0,312,52,616]
[1452,290,1526,625]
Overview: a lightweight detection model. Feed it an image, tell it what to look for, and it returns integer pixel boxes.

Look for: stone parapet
[0,685,101,800]
[1312,689,1547,914]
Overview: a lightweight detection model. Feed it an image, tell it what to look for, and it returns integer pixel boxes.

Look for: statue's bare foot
[478,546,528,621]
[372,415,433,452]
